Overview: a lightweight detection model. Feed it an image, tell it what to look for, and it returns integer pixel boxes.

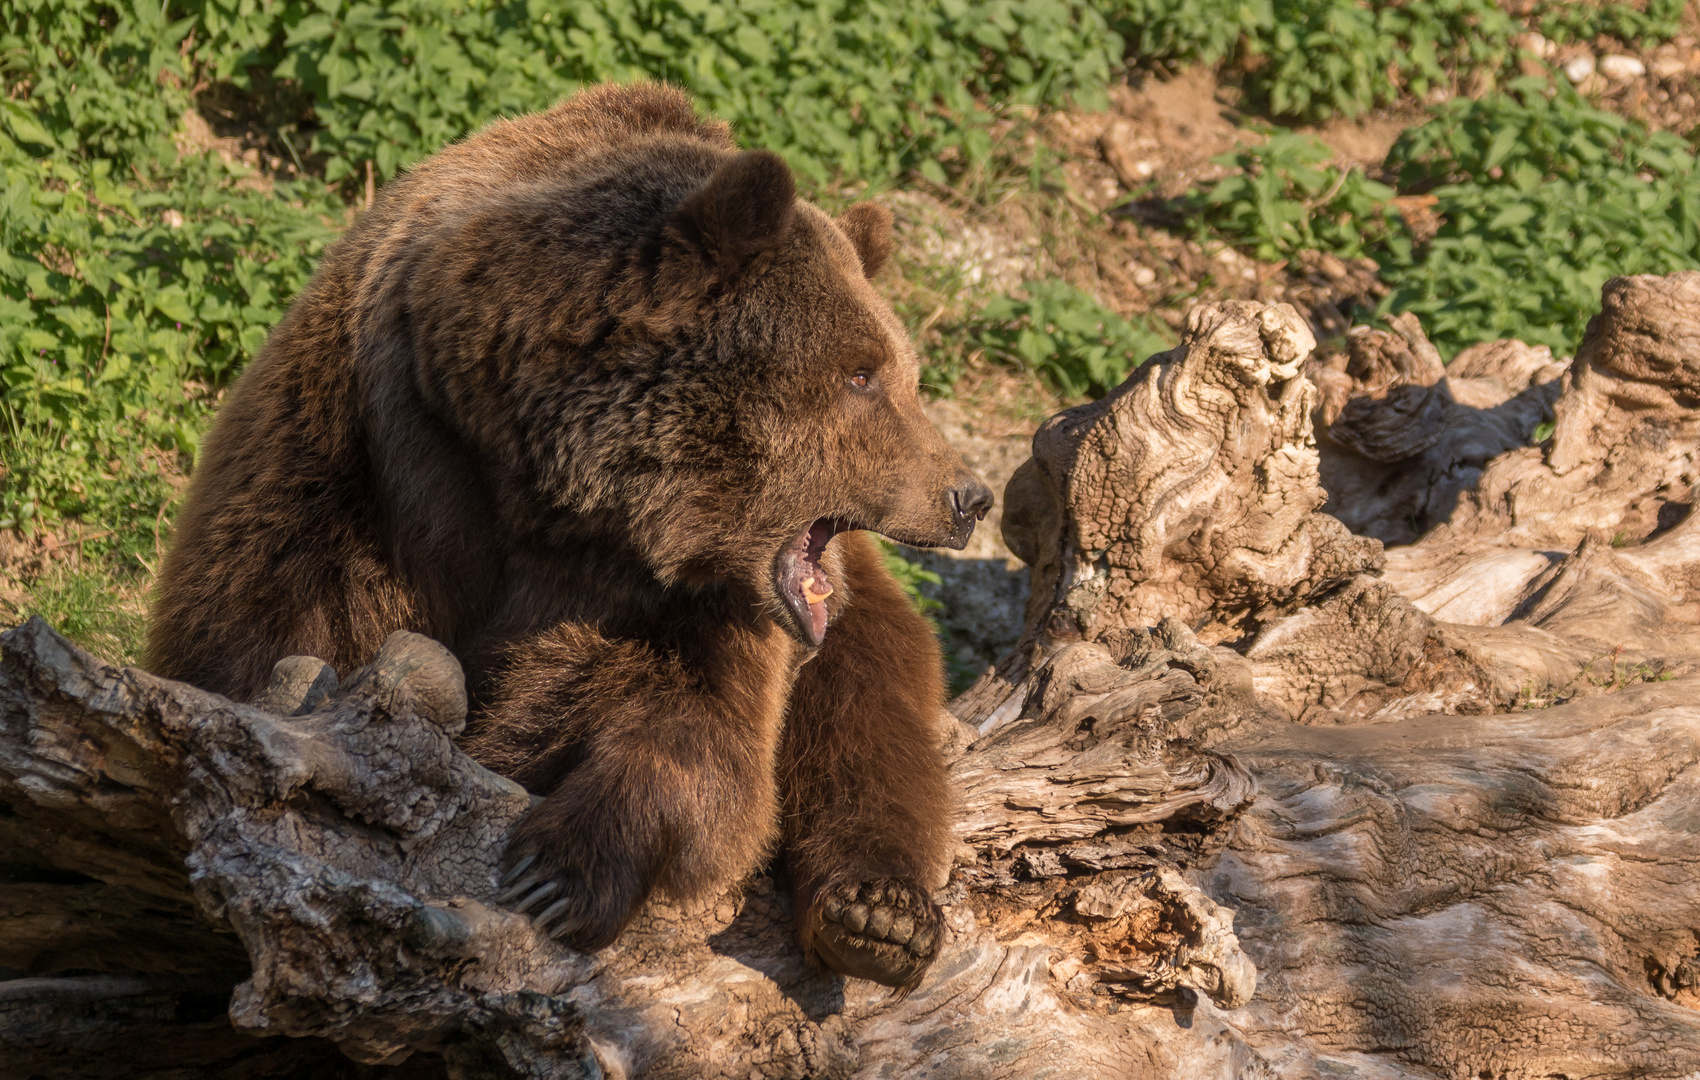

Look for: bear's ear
[836,202,893,279]
[668,149,796,277]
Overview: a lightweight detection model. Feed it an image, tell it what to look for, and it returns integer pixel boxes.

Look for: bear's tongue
[778,519,840,646]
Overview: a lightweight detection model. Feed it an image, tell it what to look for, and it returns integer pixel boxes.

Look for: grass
[1516,647,1678,710]
[17,562,149,664]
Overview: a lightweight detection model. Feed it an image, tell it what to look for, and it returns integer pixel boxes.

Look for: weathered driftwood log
[6,280,1700,1079]
[952,278,1700,1076]
[0,616,1263,1079]
[1000,300,1384,649]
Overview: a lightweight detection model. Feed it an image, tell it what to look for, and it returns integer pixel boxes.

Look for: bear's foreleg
[471,623,789,950]
[779,533,956,990]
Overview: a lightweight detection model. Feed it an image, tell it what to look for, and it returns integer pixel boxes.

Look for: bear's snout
[945,475,995,549]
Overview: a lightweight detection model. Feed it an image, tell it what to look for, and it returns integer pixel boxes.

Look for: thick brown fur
[146,83,989,988]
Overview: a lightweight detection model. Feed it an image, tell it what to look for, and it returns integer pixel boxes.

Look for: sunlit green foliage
[1533,0,1686,45]
[1,0,340,536]
[1194,79,1700,357]
[964,279,1175,399]
[1104,0,1683,121]
[1379,80,1700,356]
[196,0,1124,188]
[1193,133,1402,261]
[1104,0,1517,120]
[1104,0,1270,65]
[1248,0,1517,120]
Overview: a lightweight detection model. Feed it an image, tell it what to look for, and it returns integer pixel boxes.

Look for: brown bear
[145,82,992,989]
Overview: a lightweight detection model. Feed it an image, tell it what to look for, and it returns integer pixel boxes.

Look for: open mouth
[776,519,847,646]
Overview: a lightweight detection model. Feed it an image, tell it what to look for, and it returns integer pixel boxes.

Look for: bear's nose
[950,475,995,533]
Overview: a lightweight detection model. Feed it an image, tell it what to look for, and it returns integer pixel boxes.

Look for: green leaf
[1481,124,1522,173]
[1485,202,1538,231]
[2,102,57,149]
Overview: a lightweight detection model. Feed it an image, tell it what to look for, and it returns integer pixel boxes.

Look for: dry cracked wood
[972,281,1700,1076]
[1216,679,1700,1078]
[1001,300,1384,650]
[6,280,1700,1079]
[0,618,1261,1079]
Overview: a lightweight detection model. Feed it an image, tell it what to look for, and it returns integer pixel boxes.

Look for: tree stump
[6,275,1700,1079]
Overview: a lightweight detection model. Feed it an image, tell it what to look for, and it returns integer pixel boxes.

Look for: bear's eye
[849,370,875,392]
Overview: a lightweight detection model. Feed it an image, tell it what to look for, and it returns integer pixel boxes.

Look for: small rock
[1099,117,1161,189]
[162,208,185,229]
[1132,265,1157,287]
[1564,54,1597,83]
[1519,31,1555,60]
[1651,55,1688,80]
[1599,54,1646,80]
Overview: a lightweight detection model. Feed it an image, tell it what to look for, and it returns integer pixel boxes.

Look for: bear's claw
[809,878,942,990]
[497,843,642,951]
[497,872,544,905]
[502,873,593,940]
[531,896,581,935]
[498,854,536,888]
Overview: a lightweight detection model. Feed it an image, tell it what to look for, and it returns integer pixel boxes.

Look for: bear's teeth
[802,576,833,606]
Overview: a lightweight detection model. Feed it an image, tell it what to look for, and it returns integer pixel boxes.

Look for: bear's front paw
[806,878,942,990]
[495,852,644,950]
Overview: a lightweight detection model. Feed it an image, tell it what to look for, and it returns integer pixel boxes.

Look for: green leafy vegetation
[916,275,1175,399]
[1,0,341,541]
[1533,0,1687,45]
[966,279,1175,399]
[1384,76,1697,187]
[1247,0,1518,121]
[1110,0,1687,123]
[16,557,148,664]
[877,538,944,624]
[1192,133,1403,261]
[1378,81,1700,355]
[201,0,1125,189]
[1105,0,1268,66]
[1107,0,1518,120]
[1193,79,1700,357]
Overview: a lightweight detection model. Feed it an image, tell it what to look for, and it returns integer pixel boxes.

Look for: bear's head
[656,149,994,646]
[406,138,992,648]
